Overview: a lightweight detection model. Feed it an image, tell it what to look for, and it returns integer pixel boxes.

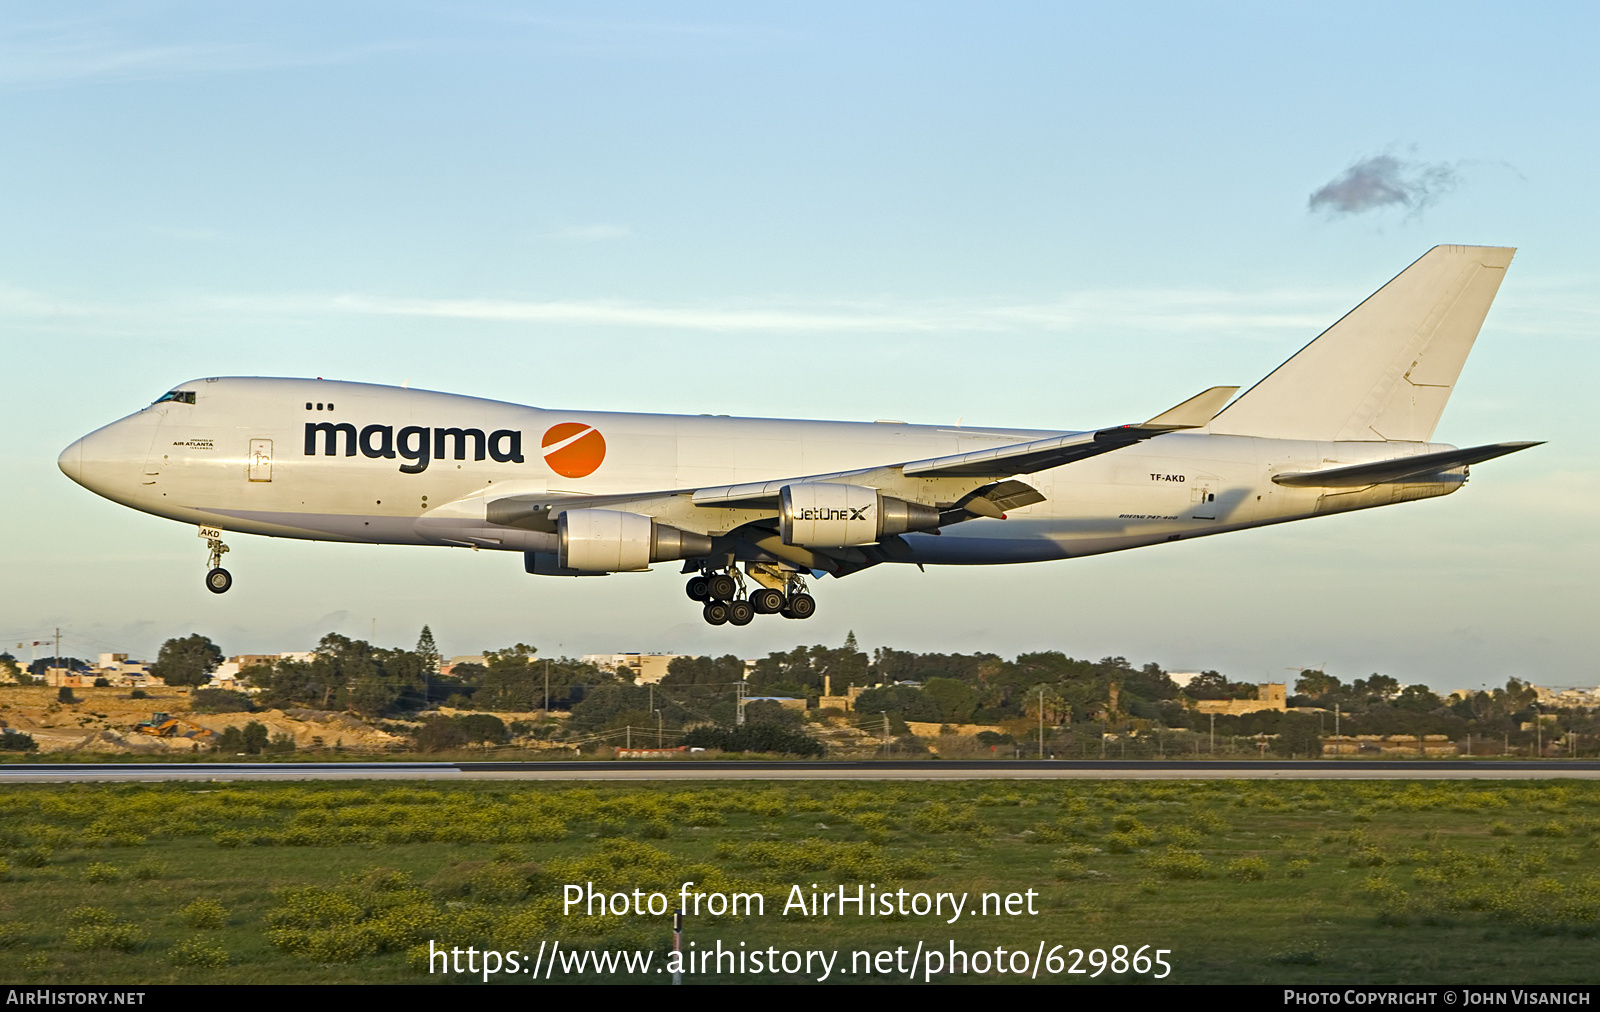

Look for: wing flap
[1272,441,1541,488]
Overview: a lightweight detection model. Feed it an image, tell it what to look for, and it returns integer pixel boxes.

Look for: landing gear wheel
[750,588,786,614]
[781,592,816,620]
[685,576,710,601]
[702,601,730,626]
[205,567,233,595]
[727,600,754,626]
[706,573,737,601]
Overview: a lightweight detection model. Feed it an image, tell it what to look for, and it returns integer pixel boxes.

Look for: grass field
[0,779,1596,985]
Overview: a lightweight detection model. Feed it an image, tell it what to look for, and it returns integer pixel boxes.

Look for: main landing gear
[686,567,815,627]
[204,537,232,595]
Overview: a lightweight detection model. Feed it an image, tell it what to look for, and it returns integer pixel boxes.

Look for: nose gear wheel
[204,537,232,594]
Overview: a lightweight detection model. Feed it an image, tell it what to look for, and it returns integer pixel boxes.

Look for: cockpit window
[153,390,196,405]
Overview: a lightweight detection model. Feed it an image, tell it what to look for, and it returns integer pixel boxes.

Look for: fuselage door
[142,408,167,478]
[1189,474,1219,519]
[248,439,273,482]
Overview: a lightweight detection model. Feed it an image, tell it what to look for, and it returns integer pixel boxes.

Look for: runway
[2,759,1598,783]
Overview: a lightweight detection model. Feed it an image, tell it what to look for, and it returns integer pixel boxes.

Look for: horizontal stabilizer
[1271,441,1542,488]
[903,386,1237,479]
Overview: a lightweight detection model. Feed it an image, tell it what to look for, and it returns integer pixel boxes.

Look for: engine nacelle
[778,483,940,547]
[557,509,715,572]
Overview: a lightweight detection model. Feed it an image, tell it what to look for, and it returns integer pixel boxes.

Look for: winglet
[1142,386,1240,430]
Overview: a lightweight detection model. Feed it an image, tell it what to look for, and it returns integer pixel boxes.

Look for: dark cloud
[1308,154,1459,216]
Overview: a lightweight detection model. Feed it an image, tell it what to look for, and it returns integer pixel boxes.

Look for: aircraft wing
[690,385,1240,504]
[482,386,1239,573]
[903,385,1237,477]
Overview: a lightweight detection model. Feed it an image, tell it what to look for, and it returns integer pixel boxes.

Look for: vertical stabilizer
[1209,245,1514,441]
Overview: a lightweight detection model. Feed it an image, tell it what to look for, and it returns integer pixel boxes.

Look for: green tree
[252,633,427,717]
[468,648,609,712]
[1295,669,1343,699]
[665,654,746,688]
[1186,670,1254,700]
[568,683,654,732]
[0,730,37,751]
[922,677,979,724]
[456,713,509,744]
[679,723,824,757]
[1274,713,1325,757]
[415,719,470,752]
[1393,683,1443,712]
[241,721,270,755]
[415,626,441,678]
[190,688,252,713]
[265,732,296,754]
[216,726,245,753]
[853,684,941,723]
[150,634,223,688]
[1353,673,1401,702]
[743,699,802,728]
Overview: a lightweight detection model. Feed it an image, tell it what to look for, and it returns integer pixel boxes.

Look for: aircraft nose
[58,437,85,485]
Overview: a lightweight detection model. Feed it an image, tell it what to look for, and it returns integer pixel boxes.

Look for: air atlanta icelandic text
[305,423,524,474]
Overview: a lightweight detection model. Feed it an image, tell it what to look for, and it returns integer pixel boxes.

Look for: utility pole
[54,628,61,680]
[1036,688,1049,759]
[1334,705,1341,757]
[543,658,550,713]
[736,681,747,726]
[1209,712,1215,754]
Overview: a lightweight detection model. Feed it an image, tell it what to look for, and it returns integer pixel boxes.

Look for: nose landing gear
[204,537,232,594]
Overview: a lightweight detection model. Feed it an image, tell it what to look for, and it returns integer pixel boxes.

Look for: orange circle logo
[542,423,606,478]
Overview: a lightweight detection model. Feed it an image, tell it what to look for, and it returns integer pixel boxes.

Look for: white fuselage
[59,377,1465,570]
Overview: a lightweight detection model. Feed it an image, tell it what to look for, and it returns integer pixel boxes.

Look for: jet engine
[778,483,940,547]
[558,509,714,572]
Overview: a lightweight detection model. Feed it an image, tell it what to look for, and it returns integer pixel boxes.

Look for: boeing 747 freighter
[59,245,1539,626]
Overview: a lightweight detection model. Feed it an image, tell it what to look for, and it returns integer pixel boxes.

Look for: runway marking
[3,761,1598,783]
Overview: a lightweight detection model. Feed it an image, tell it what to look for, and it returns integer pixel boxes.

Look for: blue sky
[2,2,1595,693]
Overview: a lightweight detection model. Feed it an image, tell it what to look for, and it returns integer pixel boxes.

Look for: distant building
[88,653,159,687]
[818,674,869,711]
[441,655,487,677]
[1532,685,1600,709]
[45,668,84,688]
[581,653,697,685]
[210,661,241,688]
[1194,682,1287,716]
